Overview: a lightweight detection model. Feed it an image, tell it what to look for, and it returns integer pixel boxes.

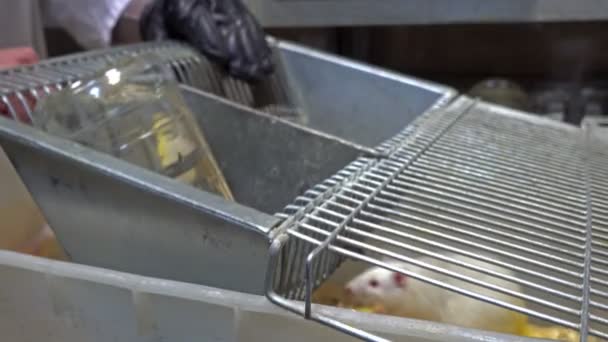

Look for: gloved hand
[140,0,274,81]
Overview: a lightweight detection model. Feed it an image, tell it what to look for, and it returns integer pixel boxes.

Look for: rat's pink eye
[369,279,379,288]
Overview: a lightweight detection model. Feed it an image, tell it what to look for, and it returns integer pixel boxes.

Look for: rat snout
[344,286,353,297]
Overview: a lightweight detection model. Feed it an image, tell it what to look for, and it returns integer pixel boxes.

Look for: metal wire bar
[266,158,394,342]
[287,229,582,330]
[272,158,378,294]
[347,212,582,289]
[431,137,586,179]
[272,98,608,341]
[435,132,587,171]
[299,102,473,312]
[407,155,587,205]
[372,189,584,256]
[579,131,594,342]
[358,173,586,249]
[302,216,581,314]
[345,187,585,264]
[396,166,585,216]
[265,102,474,342]
[398,147,587,195]
[420,150,585,193]
[377,172,586,232]
[313,204,582,301]
[448,124,585,156]
[404,157,587,207]
[359,204,583,278]
[265,234,391,342]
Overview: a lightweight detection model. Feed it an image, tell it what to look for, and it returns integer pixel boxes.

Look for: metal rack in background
[267,96,608,341]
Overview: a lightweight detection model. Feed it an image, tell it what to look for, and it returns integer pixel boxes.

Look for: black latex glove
[141,0,274,81]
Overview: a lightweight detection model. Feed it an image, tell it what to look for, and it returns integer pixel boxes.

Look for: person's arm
[41,0,132,50]
[113,0,154,44]
[45,0,273,81]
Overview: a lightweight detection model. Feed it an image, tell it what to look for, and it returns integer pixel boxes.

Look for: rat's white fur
[345,254,527,334]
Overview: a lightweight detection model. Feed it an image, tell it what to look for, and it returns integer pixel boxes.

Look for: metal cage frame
[267,96,608,341]
[2,39,604,341]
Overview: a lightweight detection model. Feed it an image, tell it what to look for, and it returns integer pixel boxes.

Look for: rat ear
[393,272,407,288]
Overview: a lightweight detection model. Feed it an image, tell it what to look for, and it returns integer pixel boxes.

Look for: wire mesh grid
[0,41,294,125]
[270,158,379,297]
[0,42,205,124]
[266,97,608,341]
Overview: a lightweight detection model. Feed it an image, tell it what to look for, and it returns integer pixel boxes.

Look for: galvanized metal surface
[584,116,608,143]
[275,41,455,151]
[266,157,390,341]
[0,112,279,294]
[182,85,365,215]
[0,82,376,293]
[1,249,547,342]
[244,0,608,27]
[0,40,455,297]
[268,96,608,341]
[0,67,349,293]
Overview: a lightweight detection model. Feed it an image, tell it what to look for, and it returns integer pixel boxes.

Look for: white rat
[344,254,528,335]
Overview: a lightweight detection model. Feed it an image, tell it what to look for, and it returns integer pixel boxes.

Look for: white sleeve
[41,0,133,50]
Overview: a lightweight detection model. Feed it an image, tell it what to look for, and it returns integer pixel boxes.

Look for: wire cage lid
[267,96,608,341]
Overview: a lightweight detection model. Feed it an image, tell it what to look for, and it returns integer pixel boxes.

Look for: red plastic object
[0,47,41,124]
[0,93,37,124]
[0,47,39,69]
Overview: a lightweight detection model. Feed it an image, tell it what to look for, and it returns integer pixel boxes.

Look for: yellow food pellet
[521,324,598,342]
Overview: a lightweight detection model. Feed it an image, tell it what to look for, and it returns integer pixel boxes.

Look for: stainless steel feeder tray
[0,40,454,296]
